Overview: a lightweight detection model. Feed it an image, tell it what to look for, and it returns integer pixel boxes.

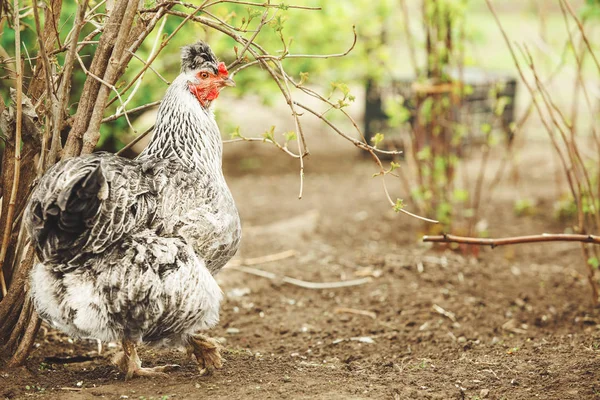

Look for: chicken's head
[181,41,235,108]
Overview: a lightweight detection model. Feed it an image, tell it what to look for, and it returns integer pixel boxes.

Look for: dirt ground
[2,134,600,400]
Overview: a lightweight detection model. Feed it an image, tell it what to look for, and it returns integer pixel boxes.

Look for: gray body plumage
[25,45,241,345]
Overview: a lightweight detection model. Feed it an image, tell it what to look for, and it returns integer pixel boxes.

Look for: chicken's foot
[188,333,223,376]
[114,340,179,380]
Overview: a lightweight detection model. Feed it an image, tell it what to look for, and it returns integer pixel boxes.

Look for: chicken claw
[188,333,223,375]
[114,340,179,380]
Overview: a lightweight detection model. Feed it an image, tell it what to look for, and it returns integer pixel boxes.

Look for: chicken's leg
[188,333,223,376]
[113,340,179,380]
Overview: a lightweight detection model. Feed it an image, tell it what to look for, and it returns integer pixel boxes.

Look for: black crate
[364,68,518,156]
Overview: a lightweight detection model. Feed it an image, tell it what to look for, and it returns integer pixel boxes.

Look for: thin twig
[116,125,155,156]
[484,0,579,206]
[276,60,305,198]
[432,304,457,322]
[228,7,269,70]
[102,100,161,124]
[223,135,301,158]
[203,0,320,10]
[227,249,297,267]
[334,307,377,319]
[75,53,136,136]
[228,265,373,289]
[32,0,60,172]
[560,0,600,75]
[423,233,600,247]
[116,15,168,115]
[128,51,170,84]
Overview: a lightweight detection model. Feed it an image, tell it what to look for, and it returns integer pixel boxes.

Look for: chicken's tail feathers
[25,157,106,264]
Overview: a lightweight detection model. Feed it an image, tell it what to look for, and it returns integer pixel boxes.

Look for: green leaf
[416,146,431,161]
[299,72,309,85]
[393,198,404,212]
[337,99,349,108]
[390,161,401,171]
[269,15,287,32]
[494,96,511,116]
[589,257,600,270]
[419,97,434,123]
[247,7,262,20]
[230,126,242,139]
[371,133,384,148]
[330,81,351,97]
[283,131,297,142]
[262,126,276,142]
[383,96,411,127]
[481,123,492,135]
[514,198,536,216]
[452,188,469,203]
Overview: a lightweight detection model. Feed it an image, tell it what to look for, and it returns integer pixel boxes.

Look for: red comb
[218,62,228,76]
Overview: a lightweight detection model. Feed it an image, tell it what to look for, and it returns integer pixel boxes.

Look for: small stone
[226,328,240,335]
[480,389,490,398]
[514,298,525,308]
[227,287,251,298]
[350,336,375,344]
[457,336,467,343]
[283,375,291,383]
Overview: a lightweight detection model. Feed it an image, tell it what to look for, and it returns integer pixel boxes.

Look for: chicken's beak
[221,76,236,87]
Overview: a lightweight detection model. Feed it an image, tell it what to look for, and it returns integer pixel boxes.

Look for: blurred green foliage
[582,0,600,19]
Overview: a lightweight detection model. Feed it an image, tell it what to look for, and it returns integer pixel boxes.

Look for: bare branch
[102,100,161,124]
[423,233,600,248]
[0,0,23,298]
[75,52,136,136]
[228,265,373,290]
[79,1,140,154]
[32,0,60,172]
[293,101,399,156]
[204,0,320,10]
[227,249,297,267]
[223,135,301,158]
[116,125,155,156]
[64,0,133,158]
[127,51,169,84]
[50,0,89,168]
[228,7,270,70]
[256,26,357,60]
[484,0,579,206]
[116,15,168,116]
[559,0,600,75]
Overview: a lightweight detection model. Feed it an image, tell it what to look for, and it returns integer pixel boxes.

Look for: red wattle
[206,87,220,101]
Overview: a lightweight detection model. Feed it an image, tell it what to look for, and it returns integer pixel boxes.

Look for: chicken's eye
[200,71,209,79]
